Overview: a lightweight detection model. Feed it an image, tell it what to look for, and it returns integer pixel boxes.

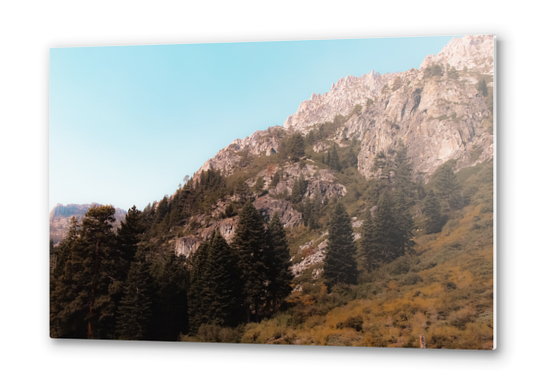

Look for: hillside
[50,35,494,348]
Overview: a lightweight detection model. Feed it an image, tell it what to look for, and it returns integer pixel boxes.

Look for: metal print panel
[49,35,495,349]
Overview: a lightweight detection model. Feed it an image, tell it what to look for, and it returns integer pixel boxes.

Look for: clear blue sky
[50,35,458,211]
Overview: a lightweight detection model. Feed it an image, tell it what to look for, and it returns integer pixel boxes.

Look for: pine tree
[434,161,463,211]
[116,256,153,340]
[50,205,120,339]
[154,248,189,340]
[291,174,307,204]
[359,210,378,272]
[303,198,313,227]
[224,202,236,218]
[232,201,269,322]
[204,231,243,326]
[116,205,144,273]
[188,242,211,333]
[80,205,120,339]
[393,192,416,256]
[289,132,305,162]
[373,192,402,263]
[323,203,357,290]
[346,146,358,168]
[477,78,488,97]
[270,171,281,187]
[312,187,323,217]
[423,190,444,234]
[329,145,341,171]
[267,212,293,312]
[253,176,265,196]
[169,205,183,227]
[50,216,85,338]
[394,140,416,201]
[235,180,250,204]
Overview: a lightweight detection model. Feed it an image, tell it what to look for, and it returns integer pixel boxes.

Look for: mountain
[197,35,493,181]
[49,203,127,244]
[51,35,495,348]
[177,35,494,256]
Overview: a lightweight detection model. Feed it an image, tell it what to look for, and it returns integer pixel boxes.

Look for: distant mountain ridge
[50,203,126,244]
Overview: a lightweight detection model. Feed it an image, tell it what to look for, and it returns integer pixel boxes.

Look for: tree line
[50,201,293,340]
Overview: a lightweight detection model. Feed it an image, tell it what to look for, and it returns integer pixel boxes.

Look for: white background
[0,1,539,383]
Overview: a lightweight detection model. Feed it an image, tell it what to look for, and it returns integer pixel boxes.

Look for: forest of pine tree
[50,124,492,348]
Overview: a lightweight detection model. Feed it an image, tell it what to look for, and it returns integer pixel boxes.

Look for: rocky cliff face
[167,35,494,261]
[49,203,127,244]
[283,34,494,179]
[283,70,396,130]
[195,35,493,183]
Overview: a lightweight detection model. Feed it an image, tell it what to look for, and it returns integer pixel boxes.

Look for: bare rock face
[292,238,328,277]
[174,235,201,256]
[253,195,303,228]
[49,203,127,244]
[267,163,347,201]
[283,71,396,130]
[349,70,492,179]
[283,34,494,179]
[173,216,239,256]
[200,216,239,242]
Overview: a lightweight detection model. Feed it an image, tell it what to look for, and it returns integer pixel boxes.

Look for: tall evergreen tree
[116,205,144,275]
[323,203,358,290]
[359,210,378,272]
[312,187,323,217]
[373,192,402,263]
[270,170,281,187]
[329,145,341,171]
[394,140,416,201]
[188,242,211,333]
[50,216,85,338]
[204,231,243,327]
[346,146,358,168]
[289,132,305,162]
[154,248,189,340]
[267,212,293,312]
[232,201,269,322]
[80,205,119,339]
[434,161,463,211]
[50,205,120,339]
[423,190,444,234]
[477,78,488,97]
[253,176,265,196]
[235,180,250,204]
[393,192,416,256]
[291,174,307,204]
[303,198,313,227]
[116,255,153,340]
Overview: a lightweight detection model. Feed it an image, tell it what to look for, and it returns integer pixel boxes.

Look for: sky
[49,35,458,211]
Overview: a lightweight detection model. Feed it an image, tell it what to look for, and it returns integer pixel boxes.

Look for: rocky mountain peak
[283,69,394,130]
[420,35,494,74]
[283,35,493,131]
